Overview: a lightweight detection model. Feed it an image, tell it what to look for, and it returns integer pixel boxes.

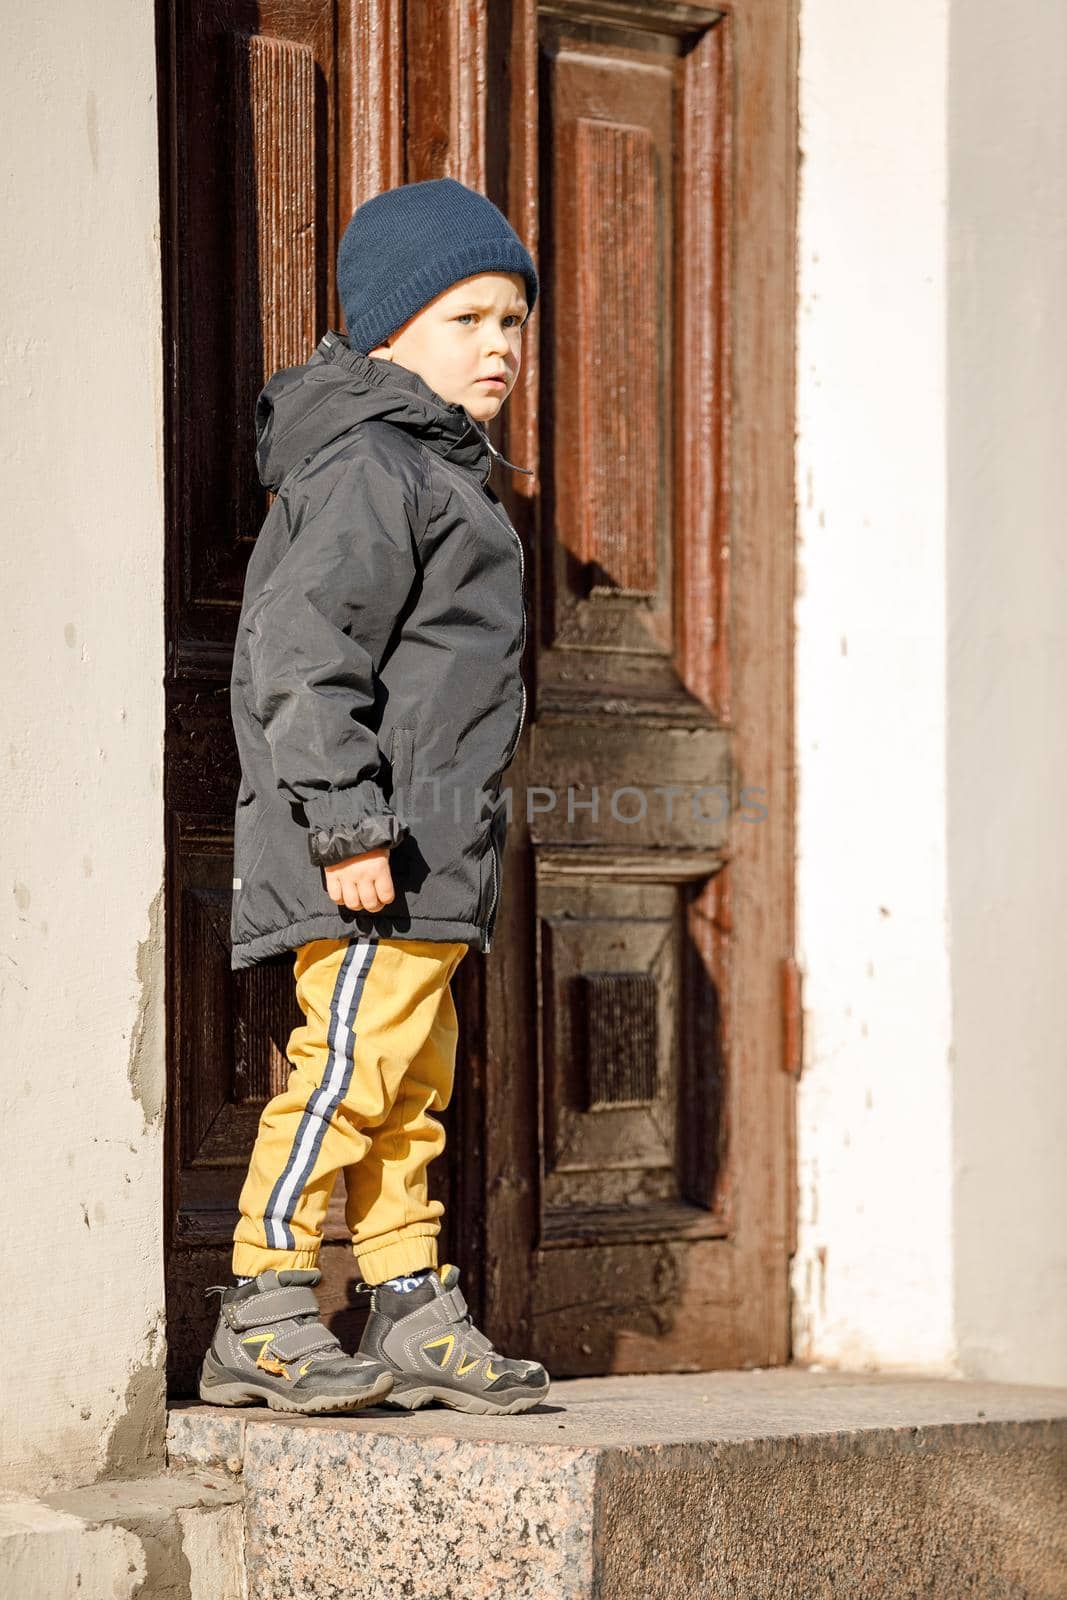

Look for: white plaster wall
[795,0,1067,1383]
[947,0,1067,1383]
[0,6,167,1491]
[793,0,958,1372]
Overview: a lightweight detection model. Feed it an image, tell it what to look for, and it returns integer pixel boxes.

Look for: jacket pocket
[476,808,507,925]
[476,837,497,926]
[389,726,416,815]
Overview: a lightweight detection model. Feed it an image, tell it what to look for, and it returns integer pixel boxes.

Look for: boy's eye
[455,313,522,328]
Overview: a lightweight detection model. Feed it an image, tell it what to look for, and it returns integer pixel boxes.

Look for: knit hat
[337,177,539,355]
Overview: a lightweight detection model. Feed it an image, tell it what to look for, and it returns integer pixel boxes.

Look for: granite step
[168,1367,1067,1599]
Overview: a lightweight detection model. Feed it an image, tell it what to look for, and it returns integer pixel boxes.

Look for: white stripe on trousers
[263,937,377,1250]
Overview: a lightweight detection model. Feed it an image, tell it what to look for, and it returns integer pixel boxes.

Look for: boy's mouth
[476,375,507,389]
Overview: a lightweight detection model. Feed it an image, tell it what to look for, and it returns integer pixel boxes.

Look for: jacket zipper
[482,432,528,766]
[500,535,527,766]
[480,431,530,953]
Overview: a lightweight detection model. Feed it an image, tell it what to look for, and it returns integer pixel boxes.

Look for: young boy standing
[198,177,548,1417]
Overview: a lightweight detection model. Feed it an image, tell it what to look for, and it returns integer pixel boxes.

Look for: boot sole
[382,1379,549,1416]
[198,1359,395,1416]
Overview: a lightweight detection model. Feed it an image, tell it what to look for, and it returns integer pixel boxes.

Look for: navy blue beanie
[337,177,539,355]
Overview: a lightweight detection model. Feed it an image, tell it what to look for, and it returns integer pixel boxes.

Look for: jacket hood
[254,328,531,491]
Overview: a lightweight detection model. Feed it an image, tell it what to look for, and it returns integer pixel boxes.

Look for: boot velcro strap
[268,1323,341,1362]
[224,1286,321,1331]
[462,1324,493,1357]
[438,1285,469,1323]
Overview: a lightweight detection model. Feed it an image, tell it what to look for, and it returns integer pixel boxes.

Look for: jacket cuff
[303,783,410,868]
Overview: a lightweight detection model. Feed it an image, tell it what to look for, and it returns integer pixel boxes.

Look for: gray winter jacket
[228,329,529,971]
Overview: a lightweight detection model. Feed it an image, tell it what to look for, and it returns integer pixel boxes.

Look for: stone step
[0,1469,244,1600]
[168,1367,1067,1599]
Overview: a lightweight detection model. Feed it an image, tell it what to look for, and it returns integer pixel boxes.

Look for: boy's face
[367,271,528,422]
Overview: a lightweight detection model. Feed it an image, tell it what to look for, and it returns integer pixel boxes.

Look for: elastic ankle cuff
[232,1245,319,1276]
[354,1228,439,1285]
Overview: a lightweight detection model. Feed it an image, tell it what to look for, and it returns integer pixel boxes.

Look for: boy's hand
[323,846,396,913]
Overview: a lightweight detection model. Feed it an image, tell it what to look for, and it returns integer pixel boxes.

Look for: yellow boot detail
[241,1331,276,1351]
[256,1351,292,1380]
[422,1332,455,1368]
[240,1330,292,1381]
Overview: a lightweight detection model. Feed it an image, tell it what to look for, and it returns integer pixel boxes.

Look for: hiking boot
[198,1267,395,1415]
[354,1263,550,1415]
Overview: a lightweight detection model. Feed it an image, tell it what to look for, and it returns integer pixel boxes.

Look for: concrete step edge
[1,1471,245,1600]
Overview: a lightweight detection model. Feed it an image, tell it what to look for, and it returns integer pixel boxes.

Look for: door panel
[159,0,796,1390]
[524,2,736,1371]
[489,0,796,1374]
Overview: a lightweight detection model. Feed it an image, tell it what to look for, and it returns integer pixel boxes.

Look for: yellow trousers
[232,936,469,1285]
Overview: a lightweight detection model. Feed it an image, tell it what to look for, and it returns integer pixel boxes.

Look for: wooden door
[159,0,797,1392]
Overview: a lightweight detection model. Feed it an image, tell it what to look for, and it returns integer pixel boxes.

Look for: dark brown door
[160,0,796,1392]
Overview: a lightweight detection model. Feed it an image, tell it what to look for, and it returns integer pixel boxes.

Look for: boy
[198,177,548,1417]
